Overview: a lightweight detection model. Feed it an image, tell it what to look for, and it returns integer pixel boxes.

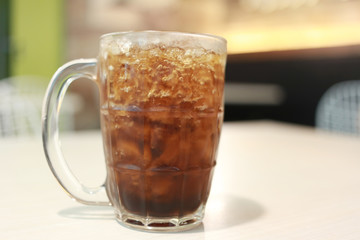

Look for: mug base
[114,206,205,232]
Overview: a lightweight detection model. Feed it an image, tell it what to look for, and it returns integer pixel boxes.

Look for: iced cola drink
[98,32,226,229]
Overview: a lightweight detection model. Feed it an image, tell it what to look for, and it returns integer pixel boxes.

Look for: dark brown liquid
[99,44,225,217]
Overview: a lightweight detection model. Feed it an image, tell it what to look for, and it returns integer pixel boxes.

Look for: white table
[1,121,360,240]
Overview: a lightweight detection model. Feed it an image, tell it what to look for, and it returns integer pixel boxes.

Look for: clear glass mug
[42,31,227,232]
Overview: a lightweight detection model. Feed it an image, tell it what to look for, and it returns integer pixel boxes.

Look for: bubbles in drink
[99,40,225,217]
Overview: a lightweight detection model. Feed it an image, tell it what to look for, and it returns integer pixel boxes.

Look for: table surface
[1,121,360,240]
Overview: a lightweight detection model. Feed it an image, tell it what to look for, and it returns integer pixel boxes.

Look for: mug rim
[100,30,227,44]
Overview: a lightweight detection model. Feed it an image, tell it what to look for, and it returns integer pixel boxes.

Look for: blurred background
[1,0,360,136]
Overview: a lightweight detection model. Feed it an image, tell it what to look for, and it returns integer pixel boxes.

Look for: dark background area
[224,44,360,126]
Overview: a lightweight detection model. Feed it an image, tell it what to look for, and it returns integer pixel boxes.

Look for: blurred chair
[0,76,81,137]
[316,80,360,136]
[0,78,41,137]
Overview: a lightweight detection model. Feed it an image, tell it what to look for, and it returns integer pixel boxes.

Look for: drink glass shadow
[58,194,264,232]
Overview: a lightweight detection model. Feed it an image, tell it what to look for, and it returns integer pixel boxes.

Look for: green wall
[10,0,64,82]
[0,0,10,79]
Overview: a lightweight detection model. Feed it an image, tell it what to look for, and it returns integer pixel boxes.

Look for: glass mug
[42,31,227,232]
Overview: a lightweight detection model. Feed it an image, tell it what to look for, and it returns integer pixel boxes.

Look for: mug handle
[42,58,110,206]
